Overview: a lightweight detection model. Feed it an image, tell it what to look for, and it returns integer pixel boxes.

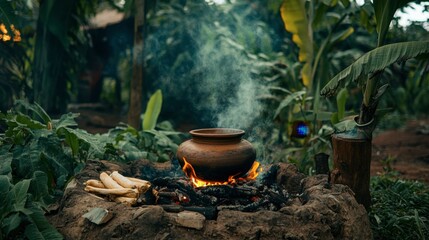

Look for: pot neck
[191,136,242,144]
[189,128,245,144]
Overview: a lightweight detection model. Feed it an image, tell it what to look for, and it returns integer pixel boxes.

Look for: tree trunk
[33,0,76,113]
[127,0,145,129]
[330,134,371,210]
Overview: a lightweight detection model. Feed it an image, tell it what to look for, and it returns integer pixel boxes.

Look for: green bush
[0,100,183,238]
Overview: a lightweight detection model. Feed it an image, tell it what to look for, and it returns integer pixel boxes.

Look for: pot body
[176,128,256,182]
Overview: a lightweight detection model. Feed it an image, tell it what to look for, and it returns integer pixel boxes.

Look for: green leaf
[52,113,79,130]
[15,100,51,124]
[38,150,71,190]
[336,88,349,120]
[373,0,413,46]
[334,118,357,132]
[15,114,46,130]
[280,0,313,87]
[13,179,31,210]
[0,147,13,176]
[121,142,148,161]
[0,175,13,216]
[330,27,354,45]
[3,212,21,235]
[321,41,429,97]
[274,90,306,119]
[59,127,79,157]
[57,127,106,158]
[373,84,389,101]
[142,90,163,131]
[340,0,350,7]
[25,223,46,240]
[331,112,339,124]
[13,142,42,180]
[24,204,63,240]
[29,171,50,205]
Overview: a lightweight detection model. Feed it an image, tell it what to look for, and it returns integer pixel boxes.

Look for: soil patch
[371,118,429,183]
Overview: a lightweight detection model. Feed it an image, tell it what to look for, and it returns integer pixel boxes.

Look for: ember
[181,157,262,188]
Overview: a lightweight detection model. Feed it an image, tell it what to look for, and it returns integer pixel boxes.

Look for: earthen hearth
[48,160,372,239]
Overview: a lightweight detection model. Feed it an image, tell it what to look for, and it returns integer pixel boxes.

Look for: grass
[369,175,429,239]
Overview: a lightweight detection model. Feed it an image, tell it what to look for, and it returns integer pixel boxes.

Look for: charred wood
[256,164,279,187]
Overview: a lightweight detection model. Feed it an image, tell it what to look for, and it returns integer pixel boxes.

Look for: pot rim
[189,128,245,138]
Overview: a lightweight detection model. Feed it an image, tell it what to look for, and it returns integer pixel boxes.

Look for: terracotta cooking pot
[176,128,256,182]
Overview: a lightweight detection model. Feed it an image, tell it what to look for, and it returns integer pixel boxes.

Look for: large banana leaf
[373,0,414,46]
[321,41,429,97]
[280,0,313,87]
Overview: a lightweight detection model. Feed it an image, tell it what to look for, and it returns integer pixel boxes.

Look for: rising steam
[191,24,265,130]
[144,2,269,132]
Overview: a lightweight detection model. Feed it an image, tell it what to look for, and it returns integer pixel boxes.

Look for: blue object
[292,121,310,138]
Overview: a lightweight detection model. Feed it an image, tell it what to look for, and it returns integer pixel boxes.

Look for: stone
[174,211,206,230]
[83,208,114,225]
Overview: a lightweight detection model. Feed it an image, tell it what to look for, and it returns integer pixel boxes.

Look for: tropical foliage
[321,0,429,133]
[0,96,182,238]
[1,0,429,238]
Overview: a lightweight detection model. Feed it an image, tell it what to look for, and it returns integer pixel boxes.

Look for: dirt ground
[73,106,429,183]
[371,118,429,183]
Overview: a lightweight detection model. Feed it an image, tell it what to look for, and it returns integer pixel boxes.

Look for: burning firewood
[83,171,154,206]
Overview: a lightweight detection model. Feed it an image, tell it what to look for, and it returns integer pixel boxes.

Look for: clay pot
[176,128,256,182]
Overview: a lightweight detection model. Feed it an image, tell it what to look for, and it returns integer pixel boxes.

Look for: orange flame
[182,157,262,188]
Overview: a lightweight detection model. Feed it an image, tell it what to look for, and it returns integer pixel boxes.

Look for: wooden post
[314,153,329,175]
[128,0,145,129]
[330,134,371,209]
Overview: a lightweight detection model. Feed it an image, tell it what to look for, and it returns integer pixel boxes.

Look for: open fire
[181,157,262,188]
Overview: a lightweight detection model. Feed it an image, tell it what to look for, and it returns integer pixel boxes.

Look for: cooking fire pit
[47,158,372,239]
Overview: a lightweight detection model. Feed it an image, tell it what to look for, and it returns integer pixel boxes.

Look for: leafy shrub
[0,175,63,239]
[0,100,183,238]
[0,102,79,239]
[370,176,429,239]
[106,121,184,163]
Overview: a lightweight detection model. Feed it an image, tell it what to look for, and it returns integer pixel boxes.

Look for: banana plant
[280,0,357,94]
[321,0,429,138]
[278,0,359,137]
